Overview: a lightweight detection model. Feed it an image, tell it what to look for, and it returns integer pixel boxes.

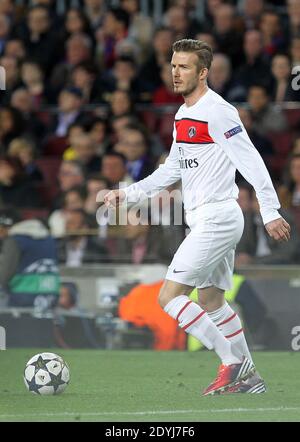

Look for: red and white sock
[164,295,241,365]
[207,302,253,364]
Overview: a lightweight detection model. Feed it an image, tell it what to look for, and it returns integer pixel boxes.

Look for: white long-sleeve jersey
[123,88,280,225]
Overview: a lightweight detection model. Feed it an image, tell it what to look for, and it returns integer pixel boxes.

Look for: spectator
[237,106,274,171]
[64,123,86,160]
[57,208,108,266]
[113,123,154,181]
[96,7,130,68]
[287,0,300,39]
[290,36,300,68]
[84,0,106,31]
[50,33,93,97]
[100,152,133,188]
[0,106,26,150]
[4,39,27,62]
[102,55,152,102]
[194,32,217,52]
[152,62,184,105]
[63,133,101,174]
[119,0,153,60]
[0,56,21,105]
[87,117,110,156]
[212,3,244,69]
[140,27,174,91]
[84,173,109,215]
[20,60,51,109]
[0,0,15,18]
[0,14,11,56]
[278,154,300,220]
[16,5,59,73]
[55,160,86,208]
[237,181,254,213]
[107,89,135,118]
[208,53,245,102]
[270,54,300,102]
[70,61,103,104]
[235,193,299,266]
[247,85,288,135]
[0,209,59,307]
[259,10,287,58]
[240,0,265,30]
[163,5,195,41]
[49,185,87,238]
[114,210,181,264]
[110,113,140,143]
[58,282,79,310]
[234,30,272,95]
[202,0,226,29]
[0,156,41,208]
[63,8,94,41]
[8,138,43,182]
[10,88,46,141]
[52,87,86,138]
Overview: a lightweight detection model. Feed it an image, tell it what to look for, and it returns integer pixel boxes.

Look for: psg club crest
[188,126,196,138]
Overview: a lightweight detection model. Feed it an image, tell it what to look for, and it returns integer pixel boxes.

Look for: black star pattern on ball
[30,356,57,373]
[25,376,41,394]
[48,372,66,393]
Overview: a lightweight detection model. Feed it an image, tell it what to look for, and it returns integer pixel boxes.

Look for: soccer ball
[24,352,70,395]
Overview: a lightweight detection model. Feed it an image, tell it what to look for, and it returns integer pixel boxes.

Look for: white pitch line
[0,407,300,418]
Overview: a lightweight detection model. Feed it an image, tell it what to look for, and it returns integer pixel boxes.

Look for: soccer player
[103,39,291,395]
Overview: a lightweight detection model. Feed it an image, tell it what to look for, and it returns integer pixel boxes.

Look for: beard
[173,79,199,97]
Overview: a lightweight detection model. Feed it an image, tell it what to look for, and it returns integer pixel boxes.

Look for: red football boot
[202,357,255,396]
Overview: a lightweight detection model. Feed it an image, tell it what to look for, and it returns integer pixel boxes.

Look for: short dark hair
[122,122,150,147]
[28,4,50,17]
[64,185,87,202]
[103,151,127,165]
[172,39,213,71]
[108,7,130,29]
[86,173,109,186]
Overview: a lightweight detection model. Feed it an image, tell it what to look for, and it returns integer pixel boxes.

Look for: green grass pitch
[0,349,300,422]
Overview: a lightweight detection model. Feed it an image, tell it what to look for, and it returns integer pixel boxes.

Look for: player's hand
[103,189,126,208]
[265,217,291,242]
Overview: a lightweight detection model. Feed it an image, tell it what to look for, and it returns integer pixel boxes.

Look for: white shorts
[165,199,244,290]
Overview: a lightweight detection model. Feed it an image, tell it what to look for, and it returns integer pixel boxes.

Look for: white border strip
[0,407,300,419]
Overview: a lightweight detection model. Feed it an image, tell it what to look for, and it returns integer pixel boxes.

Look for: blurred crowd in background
[0,0,300,271]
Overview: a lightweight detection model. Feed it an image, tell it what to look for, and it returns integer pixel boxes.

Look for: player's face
[171,52,201,97]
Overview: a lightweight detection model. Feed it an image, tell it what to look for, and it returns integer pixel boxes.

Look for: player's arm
[104,128,181,208]
[208,103,290,241]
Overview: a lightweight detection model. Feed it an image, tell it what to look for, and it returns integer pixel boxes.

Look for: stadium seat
[20,208,50,221]
[157,113,176,149]
[43,136,68,156]
[140,110,157,132]
[267,131,294,155]
[34,183,59,208]
[284,109,300,130]
[35,110,52,127]
[268,155,288,181]
[35,157,61,187]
